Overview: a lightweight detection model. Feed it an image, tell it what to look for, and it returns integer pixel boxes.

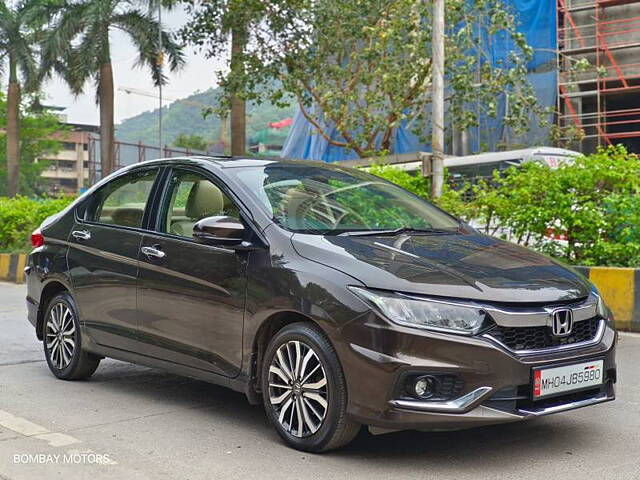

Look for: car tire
[43,292,100,380]
[261,322,360,452]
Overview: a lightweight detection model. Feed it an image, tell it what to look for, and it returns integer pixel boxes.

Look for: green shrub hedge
[371,145,640,268]
[0,196,75,253]
[1,145,638,268]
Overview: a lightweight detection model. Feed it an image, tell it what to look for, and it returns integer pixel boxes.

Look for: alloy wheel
[45,302,76,370]
[268,340,329,438]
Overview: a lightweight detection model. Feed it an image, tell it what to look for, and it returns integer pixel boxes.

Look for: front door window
[162,171,239,238]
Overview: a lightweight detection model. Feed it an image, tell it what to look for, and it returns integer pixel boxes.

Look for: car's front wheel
[261,322,360,452]
[43,292,101,380]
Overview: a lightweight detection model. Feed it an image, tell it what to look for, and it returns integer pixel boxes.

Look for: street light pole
[429,0,445,198]
[158,2,163,156]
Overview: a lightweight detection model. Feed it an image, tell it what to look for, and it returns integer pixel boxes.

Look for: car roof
[126,155,340,170]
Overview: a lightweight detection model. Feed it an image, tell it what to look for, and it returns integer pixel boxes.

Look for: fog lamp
[412,376,438,399]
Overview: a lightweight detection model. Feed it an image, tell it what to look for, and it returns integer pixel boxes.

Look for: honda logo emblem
[551,309,573,337]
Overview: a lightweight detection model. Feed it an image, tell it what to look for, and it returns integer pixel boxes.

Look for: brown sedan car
[26,157,616,452]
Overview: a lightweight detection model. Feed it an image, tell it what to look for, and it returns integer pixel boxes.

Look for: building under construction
[284,0,640,161]
[558,0,640,152]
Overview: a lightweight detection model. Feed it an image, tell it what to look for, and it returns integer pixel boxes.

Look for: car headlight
[596,293,610,321]
[349,287,488,335]
[590,285,609,319]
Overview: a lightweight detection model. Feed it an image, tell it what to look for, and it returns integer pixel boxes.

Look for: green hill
[115,87,297,149]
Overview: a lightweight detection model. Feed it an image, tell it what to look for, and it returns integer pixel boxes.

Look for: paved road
[1,282,639,480]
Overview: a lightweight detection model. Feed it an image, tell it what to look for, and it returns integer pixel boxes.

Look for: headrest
[111,207,144,227]
[186,180,224,219]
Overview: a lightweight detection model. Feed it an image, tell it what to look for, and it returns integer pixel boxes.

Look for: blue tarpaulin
[282,0,557,161]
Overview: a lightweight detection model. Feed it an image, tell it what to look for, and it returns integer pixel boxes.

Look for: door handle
[71,230,91,241]
[141,246,165,259]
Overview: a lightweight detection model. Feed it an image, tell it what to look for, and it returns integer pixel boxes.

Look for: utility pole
[158,3,163,156]
[428,0,445,198]
[220,114,230,151]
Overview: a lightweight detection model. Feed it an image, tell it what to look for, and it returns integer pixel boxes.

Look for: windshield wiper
[338,227,457,237]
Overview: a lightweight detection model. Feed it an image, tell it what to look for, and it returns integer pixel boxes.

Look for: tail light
[31,229,44,248]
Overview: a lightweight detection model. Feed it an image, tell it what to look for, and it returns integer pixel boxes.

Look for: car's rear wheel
[43,292,100,380]
[261,322,360,452]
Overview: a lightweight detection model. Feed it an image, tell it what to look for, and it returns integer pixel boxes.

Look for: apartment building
[39,122,99,194]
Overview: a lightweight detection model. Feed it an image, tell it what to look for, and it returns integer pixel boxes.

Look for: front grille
[487,317,601,352]
[484,384,610,414]
[516,387,603,411]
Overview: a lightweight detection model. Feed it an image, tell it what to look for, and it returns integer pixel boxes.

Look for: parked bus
[390,147,581,185]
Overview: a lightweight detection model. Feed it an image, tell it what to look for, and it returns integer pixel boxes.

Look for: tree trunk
[6,81,21,197]
[98,62,116,177]
[230,26,246,156]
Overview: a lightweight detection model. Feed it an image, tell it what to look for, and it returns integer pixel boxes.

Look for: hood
[291,232,591,304]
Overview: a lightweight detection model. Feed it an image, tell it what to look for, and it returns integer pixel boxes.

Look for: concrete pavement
[1,282,639,480]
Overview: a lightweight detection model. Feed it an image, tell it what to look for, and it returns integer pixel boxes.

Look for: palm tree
[0,1,39,197]
[44,0,184,176]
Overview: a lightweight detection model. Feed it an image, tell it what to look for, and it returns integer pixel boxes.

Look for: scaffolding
[557,0,640,151]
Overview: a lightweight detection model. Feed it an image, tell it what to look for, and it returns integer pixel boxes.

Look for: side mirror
[193,216,244,246]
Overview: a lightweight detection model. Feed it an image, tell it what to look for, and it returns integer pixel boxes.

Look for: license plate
[533,360,604,399]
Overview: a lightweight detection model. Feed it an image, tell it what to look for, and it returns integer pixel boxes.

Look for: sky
[42,6,226,126]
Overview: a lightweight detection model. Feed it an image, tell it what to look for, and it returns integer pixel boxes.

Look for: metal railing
[87,137,207,184]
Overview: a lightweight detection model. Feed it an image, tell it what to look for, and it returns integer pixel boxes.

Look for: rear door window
[86,169,159,228]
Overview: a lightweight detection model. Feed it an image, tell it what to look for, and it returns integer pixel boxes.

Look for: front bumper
[335,312,617,432]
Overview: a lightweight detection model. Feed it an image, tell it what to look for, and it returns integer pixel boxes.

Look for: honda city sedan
[25,157,617,452]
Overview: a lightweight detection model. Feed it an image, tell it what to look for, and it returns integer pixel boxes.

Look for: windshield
[231,163,461,234]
